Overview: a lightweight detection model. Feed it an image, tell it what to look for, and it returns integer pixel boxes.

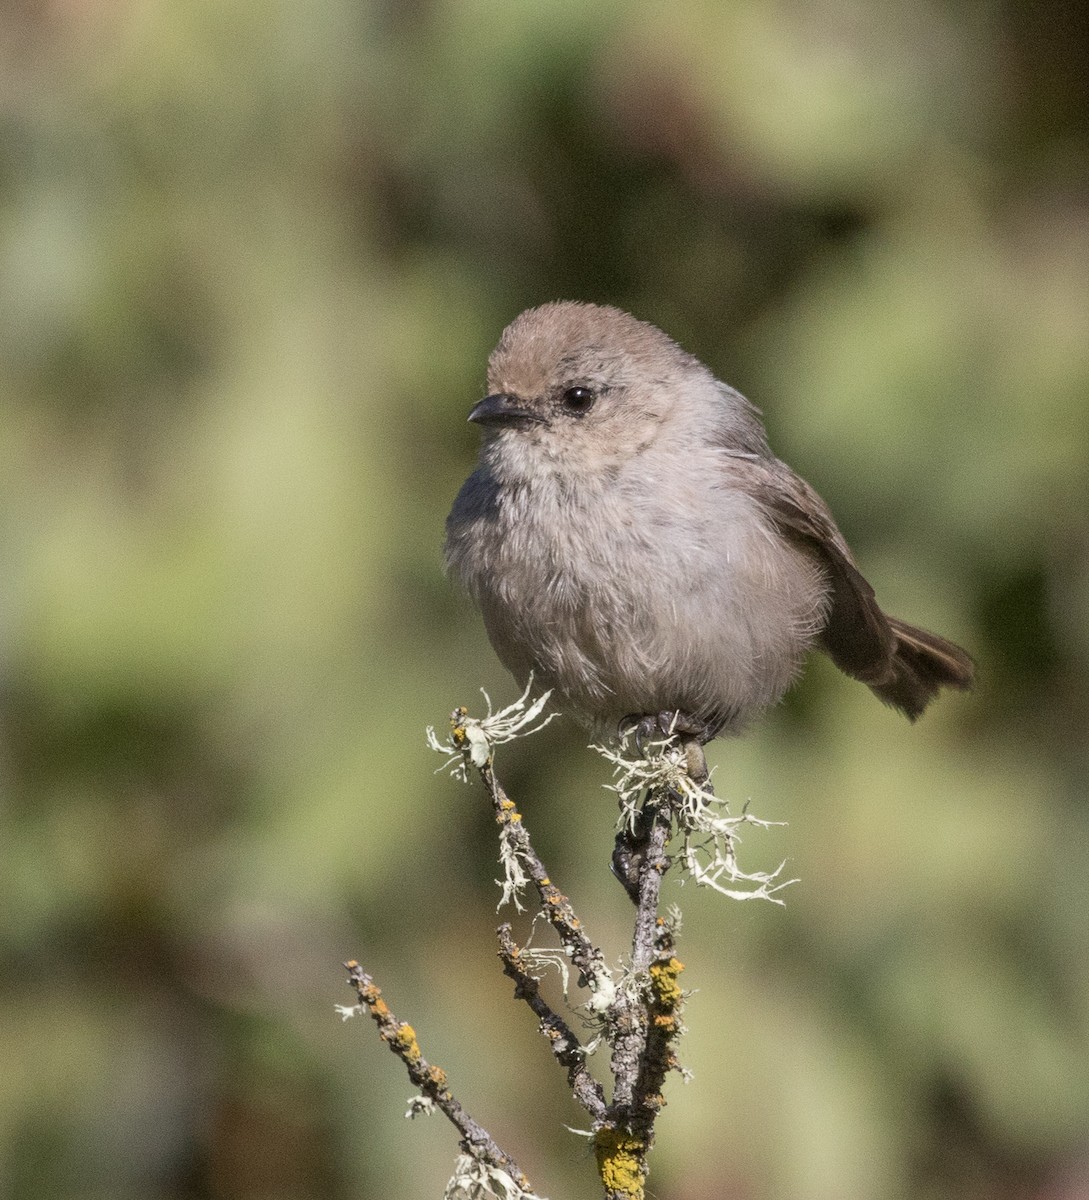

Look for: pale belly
[469,491,829,734]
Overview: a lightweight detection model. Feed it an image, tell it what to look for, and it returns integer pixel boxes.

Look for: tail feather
[867,618,975,721]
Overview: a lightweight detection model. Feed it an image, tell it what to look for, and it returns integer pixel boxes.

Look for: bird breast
[446,443,830,732]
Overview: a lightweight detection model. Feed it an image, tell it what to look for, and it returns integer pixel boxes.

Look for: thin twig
[623,793,687,1139]
[466,739,613,1004]
[453,704,691,1200]
[496,924,608,1122]
[348,693,786,1198]
[632,921,685,1137]
[343,961,540,1196]
[607,795,674,1115]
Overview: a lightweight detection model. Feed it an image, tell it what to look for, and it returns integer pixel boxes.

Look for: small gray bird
[445,302,973,744]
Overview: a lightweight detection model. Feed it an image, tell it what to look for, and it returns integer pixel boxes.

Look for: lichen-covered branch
[345,688,786,1200]
[462,723,615,1008]
[496,923,607,1122]
[342,961,540,1198]
[439,697,692,1200]
[594,791,688,1200]
[605,794,673,1118]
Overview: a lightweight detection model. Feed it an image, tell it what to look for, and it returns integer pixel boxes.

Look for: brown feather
[728,451,975,718]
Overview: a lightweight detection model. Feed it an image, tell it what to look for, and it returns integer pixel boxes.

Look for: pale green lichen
[426,679,556,780]
[443,1152,544,1200]
[596,734,797,904]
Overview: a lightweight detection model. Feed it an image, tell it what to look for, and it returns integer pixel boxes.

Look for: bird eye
[562,386,596,415]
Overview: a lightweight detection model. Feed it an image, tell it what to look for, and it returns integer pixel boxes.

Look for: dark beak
[468,393,545,427]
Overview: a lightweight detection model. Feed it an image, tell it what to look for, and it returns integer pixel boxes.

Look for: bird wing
[723,451,898,682]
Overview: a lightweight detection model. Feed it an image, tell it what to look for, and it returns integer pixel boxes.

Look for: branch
[446,701,689,1200]
[342,961,541,1198]
[472,747,615,1009]
[593,791,686,1199]
[345,687,789,1200]
[496,924,607,1122]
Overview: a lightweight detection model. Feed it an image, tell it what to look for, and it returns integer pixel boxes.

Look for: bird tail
[866,618,975,720]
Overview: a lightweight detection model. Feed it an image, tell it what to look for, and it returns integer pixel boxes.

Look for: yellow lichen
[390,1023,421,1063]
[594,1128,647,1198]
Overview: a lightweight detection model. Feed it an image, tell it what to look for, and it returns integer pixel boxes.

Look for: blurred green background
[2,1,1087,1198]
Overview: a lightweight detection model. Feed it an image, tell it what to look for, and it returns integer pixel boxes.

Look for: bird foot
[617,710,712,782]
[619,709,712,746]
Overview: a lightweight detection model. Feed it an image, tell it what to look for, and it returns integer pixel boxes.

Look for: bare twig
[606,794,673,1115]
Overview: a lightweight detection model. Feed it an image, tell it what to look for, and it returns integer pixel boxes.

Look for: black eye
[562,386,595,415]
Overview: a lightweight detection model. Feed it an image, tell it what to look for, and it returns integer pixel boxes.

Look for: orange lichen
[648,957,684,1011]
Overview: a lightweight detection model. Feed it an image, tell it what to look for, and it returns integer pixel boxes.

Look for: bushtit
[445,302,973,744]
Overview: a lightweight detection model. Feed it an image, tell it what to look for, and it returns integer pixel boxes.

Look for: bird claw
[616,711,713,783]
[618,710,712,751]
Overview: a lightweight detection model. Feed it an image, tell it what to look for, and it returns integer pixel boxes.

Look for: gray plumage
[445,302,973,741]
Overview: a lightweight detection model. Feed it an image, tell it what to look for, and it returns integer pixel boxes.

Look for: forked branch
[345,686,788,1199]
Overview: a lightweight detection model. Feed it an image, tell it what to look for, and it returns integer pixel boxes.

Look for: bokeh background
[2,1,1088,1198]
